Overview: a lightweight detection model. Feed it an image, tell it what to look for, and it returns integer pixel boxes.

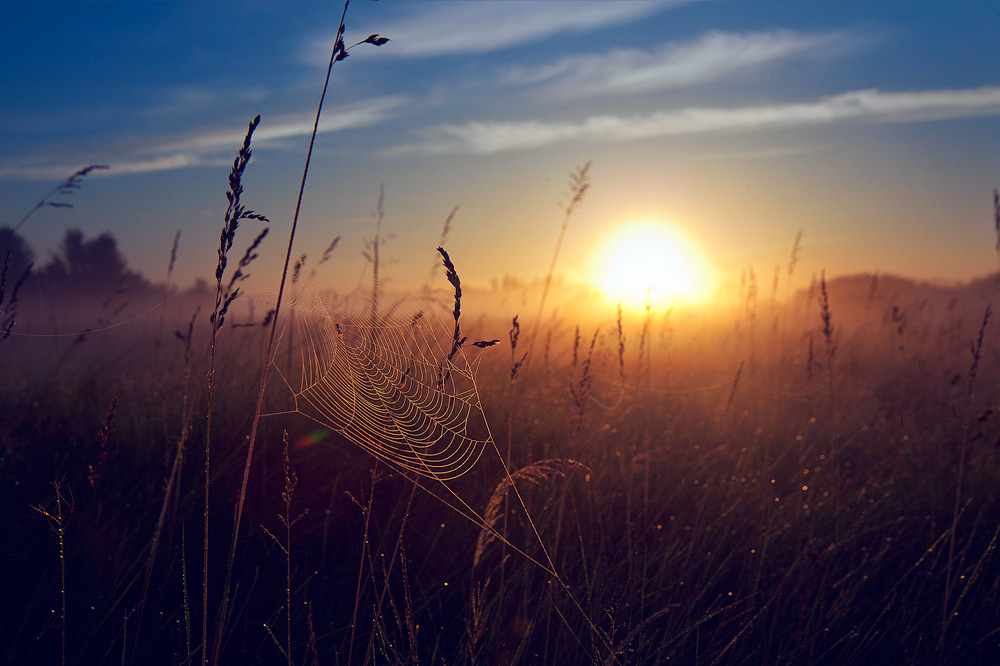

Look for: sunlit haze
[6,4,1000,662]
[594,220,713,313]
[1,1,999,319]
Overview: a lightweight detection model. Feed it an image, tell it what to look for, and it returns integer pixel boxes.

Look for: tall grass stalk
[138,373,192,632]
[32,479,70,666]
[777,230,803,361]
[343,476,375,664]
[636,292,652,392]
[819,270,837,401]
[13,164,108,233]
[524,162,591,376]
[259,431,307,665]
[429,251,617,661]
[502,315,526,596]
[216,3,389,661]
[362,484,418,666]
[181,525,193,665]
[424,206,458,292]
[0,251,32,341]
[4,166,105,340]
[204,113,269,666]
[942,305,990,645]
[818,270,839,537]
[363,183,385,323]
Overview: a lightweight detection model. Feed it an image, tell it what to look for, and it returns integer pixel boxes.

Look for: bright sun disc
[595,221,709,312]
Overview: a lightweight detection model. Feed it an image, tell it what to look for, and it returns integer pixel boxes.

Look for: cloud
[165,96,406,154]
[311,1,675,61]
[501,30,857,97]
[385,86,1000,155]
[0,154,233,182]
[86,154,228,176]
[0,97,405,181]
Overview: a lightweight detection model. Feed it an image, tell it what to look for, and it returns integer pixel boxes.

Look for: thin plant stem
[214,2,351,661]
[942,305,990,647]
[523,162,590,376]
[205,113,268,666]
[371,183,384,325]
[13,164,109,233]
[33,479,70,666]
[344,476,375,664]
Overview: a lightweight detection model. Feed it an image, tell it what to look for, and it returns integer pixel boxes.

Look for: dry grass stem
[13,164,109,233]
[526,162,592,375]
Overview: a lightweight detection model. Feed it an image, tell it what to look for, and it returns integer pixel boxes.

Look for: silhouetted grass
[5,259,1000,664]
[4,5,1000,665]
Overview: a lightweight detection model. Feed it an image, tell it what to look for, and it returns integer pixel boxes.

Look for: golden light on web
[593,220,712,313]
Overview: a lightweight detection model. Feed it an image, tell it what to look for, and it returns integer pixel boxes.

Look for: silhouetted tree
[0,226,35,283]
[37,228,151,298]
[0,227,34,338]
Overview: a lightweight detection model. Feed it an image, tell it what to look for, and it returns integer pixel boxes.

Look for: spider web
[266,270,615,658]
[270,278,491,481]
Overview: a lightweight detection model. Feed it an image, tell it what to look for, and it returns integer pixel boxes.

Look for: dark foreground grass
[3,3,999,662]
[2,277,1000,665]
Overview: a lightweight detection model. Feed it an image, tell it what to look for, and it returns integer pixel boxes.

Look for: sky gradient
[2,1,999,309]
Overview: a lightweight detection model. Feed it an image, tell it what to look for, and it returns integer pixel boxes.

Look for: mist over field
[5,203,1000,664]
[3,2,1000,665]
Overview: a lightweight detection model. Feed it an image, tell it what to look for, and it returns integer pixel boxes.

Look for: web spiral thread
[274,285,490,480]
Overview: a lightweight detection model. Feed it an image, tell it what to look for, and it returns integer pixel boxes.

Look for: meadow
[5,204,1000,665]
[4,6,1000,665]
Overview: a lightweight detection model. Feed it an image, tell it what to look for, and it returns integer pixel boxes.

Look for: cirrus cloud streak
[501,29,861,97]
[309,1,677,62]
[386,86,1000,155]
[0,96,406,181]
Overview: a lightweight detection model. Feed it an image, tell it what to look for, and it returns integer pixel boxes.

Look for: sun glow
[594,220,711,313]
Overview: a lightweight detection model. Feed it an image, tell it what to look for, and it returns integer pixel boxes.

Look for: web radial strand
[280,286,490,480]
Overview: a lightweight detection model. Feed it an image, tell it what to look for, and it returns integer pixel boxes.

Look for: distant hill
[794,272,997,330]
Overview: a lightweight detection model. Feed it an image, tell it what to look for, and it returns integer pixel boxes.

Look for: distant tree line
[0,226,162,301]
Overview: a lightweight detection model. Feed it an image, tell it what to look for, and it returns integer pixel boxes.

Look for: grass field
[4,247,1000,664]
[3,5,1000,664]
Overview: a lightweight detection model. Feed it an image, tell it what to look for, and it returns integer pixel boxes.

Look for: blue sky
[2,1,999,306]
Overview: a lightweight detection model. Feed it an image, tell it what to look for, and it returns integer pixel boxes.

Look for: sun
[594,220,711,313]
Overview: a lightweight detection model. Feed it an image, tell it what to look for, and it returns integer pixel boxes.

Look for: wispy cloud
[169,96,406,153]
[501,30,859,97]
[385,86,1000,155]
[315,1,675,60]
[0,158,221,183]
[0,97,406,181]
